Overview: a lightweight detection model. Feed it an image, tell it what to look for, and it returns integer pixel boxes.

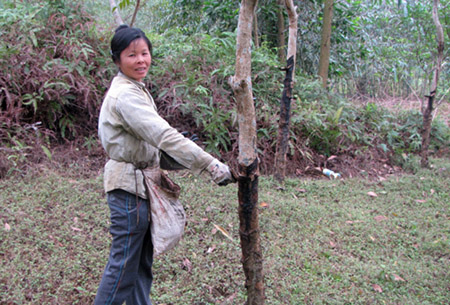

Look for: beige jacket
[98,72,214,198]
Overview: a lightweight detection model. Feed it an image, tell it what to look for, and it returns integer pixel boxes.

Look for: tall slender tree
[229,0,265,303]
[318,0,334,88]
[274,0,298,182]
[421,0,445,167]
[276,0,286,63]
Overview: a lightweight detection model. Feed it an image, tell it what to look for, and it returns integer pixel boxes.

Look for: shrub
[0,0,115,139]
[0,0,115,176]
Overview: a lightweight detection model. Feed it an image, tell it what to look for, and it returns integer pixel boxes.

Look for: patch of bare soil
[362,97,450,127]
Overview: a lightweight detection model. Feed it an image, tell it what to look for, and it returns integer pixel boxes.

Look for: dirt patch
[360,97,450,127]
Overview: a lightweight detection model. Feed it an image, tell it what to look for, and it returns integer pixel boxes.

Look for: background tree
[112,0,141,26]
[274,0,298,182]
[318,0,334,88]
[109,0,123,26]
[421,0,445,167]
[229,0,265,303]
[276,0,286,63]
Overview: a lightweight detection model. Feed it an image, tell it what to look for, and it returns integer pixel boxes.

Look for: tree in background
[318,0,334,89]
[229,0,265,303]
[110,0,141,26]
[274,0,298,183]
[109,0,123,25]
[276,0,286,63]
[421,0,445,168]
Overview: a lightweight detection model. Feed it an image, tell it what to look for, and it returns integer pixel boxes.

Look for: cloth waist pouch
[141,168,186,257]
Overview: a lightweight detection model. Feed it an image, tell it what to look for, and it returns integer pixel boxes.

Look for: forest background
[0,0,449,177]
[0,0,449,304]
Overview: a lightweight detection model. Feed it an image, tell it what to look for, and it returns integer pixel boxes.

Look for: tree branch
[130,0,141,27]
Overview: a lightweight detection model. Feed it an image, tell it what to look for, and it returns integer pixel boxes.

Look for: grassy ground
[0,158,449,304]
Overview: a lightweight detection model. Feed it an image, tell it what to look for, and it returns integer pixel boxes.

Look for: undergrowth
[0,1,449,179]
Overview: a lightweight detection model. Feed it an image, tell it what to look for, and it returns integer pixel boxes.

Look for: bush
[0,0,115,139]
[0,0,115,176]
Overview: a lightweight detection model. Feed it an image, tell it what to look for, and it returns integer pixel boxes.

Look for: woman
[95,25,234,305]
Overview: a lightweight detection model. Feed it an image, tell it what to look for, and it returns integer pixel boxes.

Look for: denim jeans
[94,189,153,305]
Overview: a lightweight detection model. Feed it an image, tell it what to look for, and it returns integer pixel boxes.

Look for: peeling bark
[274,0,298,182]
[238,158,263,305]
[230,0,265,303]
[274,56,295,182]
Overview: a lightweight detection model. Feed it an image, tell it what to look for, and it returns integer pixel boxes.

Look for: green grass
[1,159,449,304]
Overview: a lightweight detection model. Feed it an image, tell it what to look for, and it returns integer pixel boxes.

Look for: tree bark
[253,2,260,48]
[109,0,124,26]
[318,0,334,88]
[276,0,286,63]
[229,0,264,304]
[421,0,444,168]
[274,0,298,182]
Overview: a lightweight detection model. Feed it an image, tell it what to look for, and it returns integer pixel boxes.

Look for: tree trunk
[130,0,141,27]
[318,0,334,88]
[253,2,260,48]
[421,0,444,168]
[276,0,286,63]
[274,0,298,183]
[109,0,124,26]
[229,0,264,304]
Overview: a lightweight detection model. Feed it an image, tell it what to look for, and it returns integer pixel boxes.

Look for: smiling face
[118,38,152,82]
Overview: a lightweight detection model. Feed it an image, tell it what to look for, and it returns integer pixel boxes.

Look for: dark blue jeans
[94,189,153,305]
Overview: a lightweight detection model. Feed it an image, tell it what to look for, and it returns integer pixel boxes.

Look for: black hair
[110,24,153,64]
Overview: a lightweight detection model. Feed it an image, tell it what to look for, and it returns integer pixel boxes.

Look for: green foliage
[335,0,450,98]
[1,0,449,179]
[0,0,115,140]
[158,0,239,34]
[142,29,449,167]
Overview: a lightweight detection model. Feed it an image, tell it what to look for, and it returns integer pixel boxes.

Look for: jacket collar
[117,71,146,89]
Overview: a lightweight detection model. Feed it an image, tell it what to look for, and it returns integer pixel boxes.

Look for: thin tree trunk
[229,0,264,303]
[109,0,124,26]
[318,0,334,88]
[276,0,286,63]
[130,0,141,27]
[274,0,298,182]
[421,0,444,168]
[253,1,260,48]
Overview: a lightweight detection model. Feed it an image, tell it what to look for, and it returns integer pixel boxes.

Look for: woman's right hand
[207,159,236,186]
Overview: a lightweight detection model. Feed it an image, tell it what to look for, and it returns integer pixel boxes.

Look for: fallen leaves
[374,215,388,222]
[372,283,383,292]
[392,274,406,282]
[182,257,192,272]
[367,191,378,197]
[4,222,11,232]
[213,223,234,242]
[259,202,270,208]
[345,220,364,224]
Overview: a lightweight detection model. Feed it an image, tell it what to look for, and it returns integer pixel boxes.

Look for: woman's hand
[207,159,236,186]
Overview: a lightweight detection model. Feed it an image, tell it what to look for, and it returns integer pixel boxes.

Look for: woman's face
[118,38,151,82]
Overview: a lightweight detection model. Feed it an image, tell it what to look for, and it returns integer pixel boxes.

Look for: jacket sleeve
[115,86,214,174]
